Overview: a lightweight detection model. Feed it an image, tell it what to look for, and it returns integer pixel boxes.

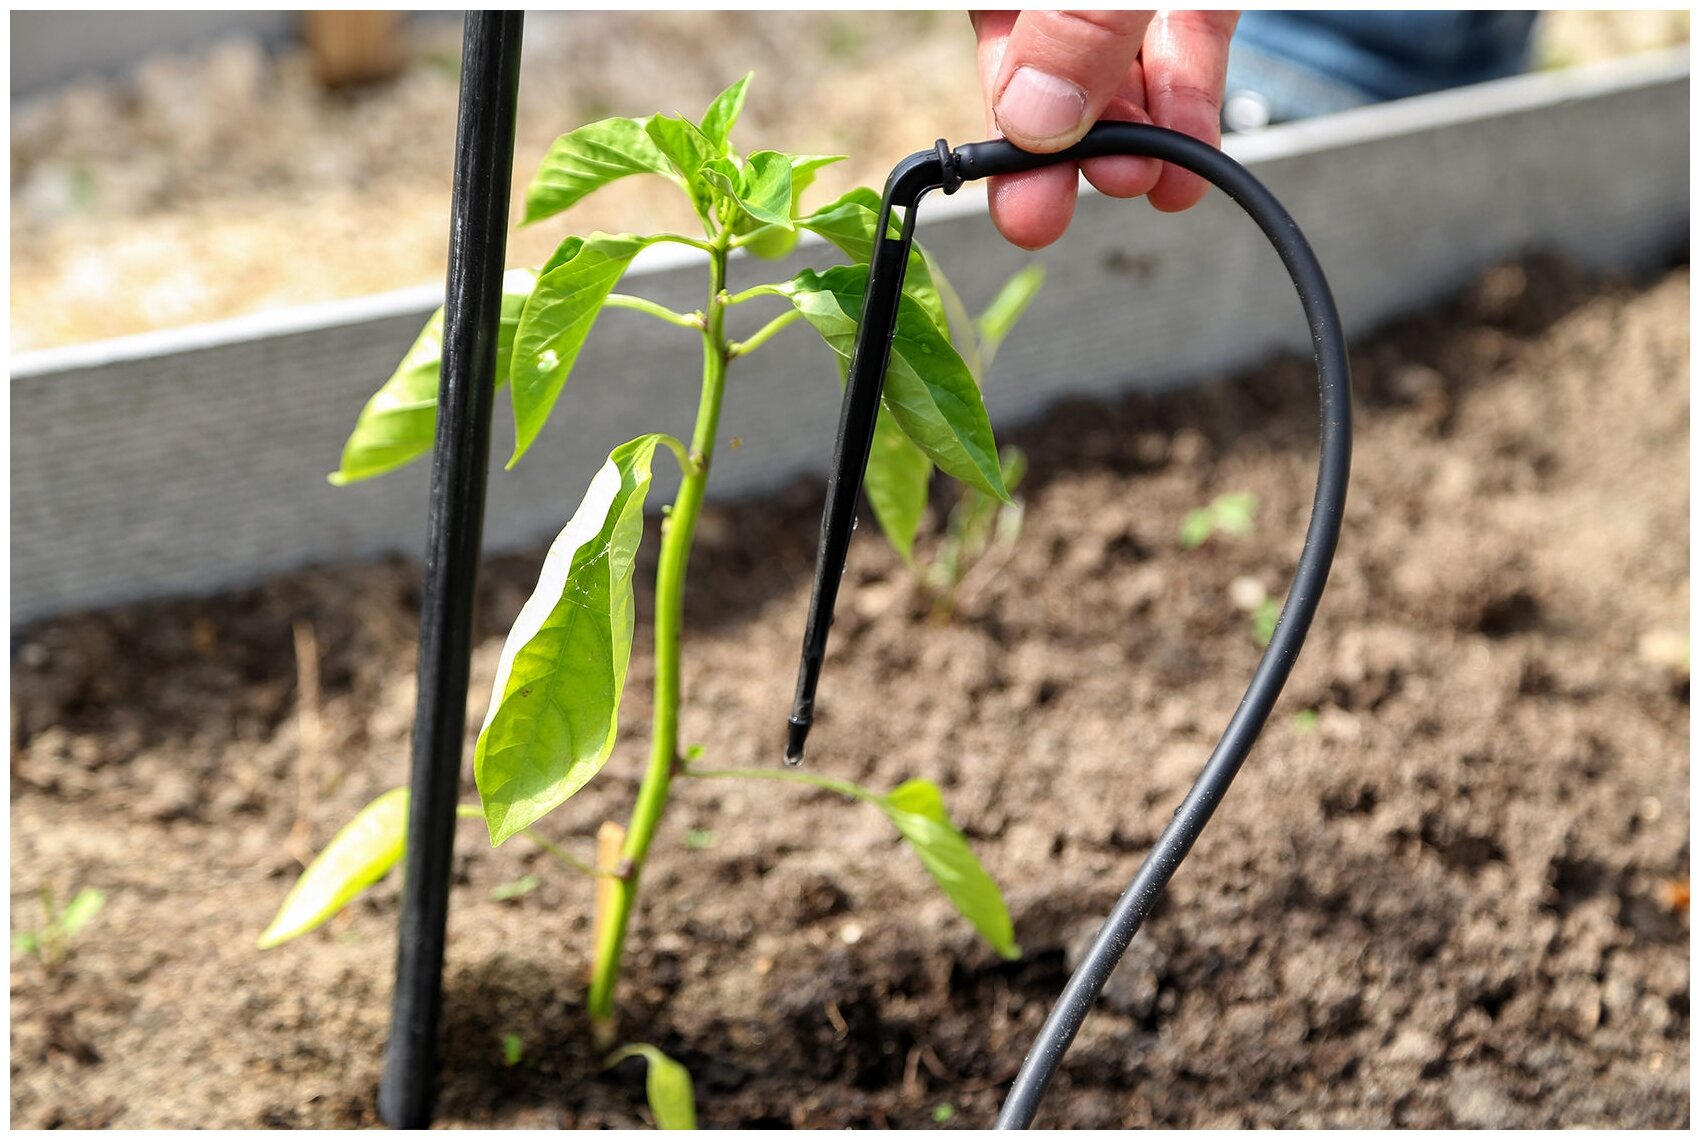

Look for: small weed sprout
[1251,597,1281,647]
[1227,575,1281,648]
[926,446,1028,619]
[912,264,1044,615]
[501,1033,526,1067]
[1179,490,1259,549]
[607,1045,697,1129]
[262,75,1023,1126]
[491,874,540,902]
[12,886,104,972]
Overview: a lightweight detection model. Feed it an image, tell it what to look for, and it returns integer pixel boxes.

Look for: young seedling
[1251,597,1281,648]
[501,1033,526,1068]
[607,1044,696,1129]
[907,266,1045,608]
[1179,490,1259,549]
[263,75,1022,1125]
[1228,574,1282,648]
[925,446,1028,620]
[490,874,540,902]
[12,886,104,973]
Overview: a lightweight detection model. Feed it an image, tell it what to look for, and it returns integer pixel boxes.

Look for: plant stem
[722,282,786,306]
[453,804,610,877]
[729,309,801,358]
[524,830,611,878]
[604,294,703,330]
[649,232,718,254]
[586,231,732,1034]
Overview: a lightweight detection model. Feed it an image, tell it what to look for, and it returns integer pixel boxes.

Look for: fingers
[974,10,1081,249]
[971,10,1229,246]
[971,11,1018,117]
[987,164,1080,250]
[1079,68,1161,201]
[1142,10,1239,212]
[990,10,1155,151]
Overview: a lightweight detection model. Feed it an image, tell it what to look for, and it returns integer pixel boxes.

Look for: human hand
[971,11,1239,248]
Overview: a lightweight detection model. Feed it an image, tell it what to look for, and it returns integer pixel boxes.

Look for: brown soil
[10,261,1690,1128]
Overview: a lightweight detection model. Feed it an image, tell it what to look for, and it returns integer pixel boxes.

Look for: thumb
[991,10,1154,152]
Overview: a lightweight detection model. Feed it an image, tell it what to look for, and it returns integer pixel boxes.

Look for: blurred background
[9,10,1690,350]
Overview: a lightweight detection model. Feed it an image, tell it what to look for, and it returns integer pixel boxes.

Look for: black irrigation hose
[783,123,1353,1128]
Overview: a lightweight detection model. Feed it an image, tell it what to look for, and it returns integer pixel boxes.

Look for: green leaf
[502,1033,525,1067]
[1180,492,1259,549]
[879,779,1020,959]
[57,888,104,940]
[793,186,885,261]
[739,154,847,258]
[1179,508,1214,550]
[781,266,1008,500]
[12,932,38,956]
[509,235,658,465]
[929,261,982,379]
[475,435,670,844]
[827,355,932,563]
[794,188,946,330]
[258,787,409,948]
[524,117,673,225]
[789,154,848,185]
[697,72,752,152]
[491,874,540,902]
[1213,491,1259,537]
[331,269,538,485]
[645,114,719,224]
[646,114,717,176]
[608,1044,697,1130]
[1252,597,1281,648]
[539,234,586,277]
[702,150,794,229]
[866,408,933,563]
[975,265,1046,368]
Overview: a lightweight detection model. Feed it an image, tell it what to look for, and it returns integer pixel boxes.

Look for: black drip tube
[782,123,1353,1128]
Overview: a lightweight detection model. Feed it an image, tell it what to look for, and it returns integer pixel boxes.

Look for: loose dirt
[10,261,1689,1127]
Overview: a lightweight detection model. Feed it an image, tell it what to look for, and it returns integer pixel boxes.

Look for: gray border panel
[10,52,1689,624]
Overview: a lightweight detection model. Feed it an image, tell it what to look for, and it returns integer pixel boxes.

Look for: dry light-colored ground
[9,9,1690,350]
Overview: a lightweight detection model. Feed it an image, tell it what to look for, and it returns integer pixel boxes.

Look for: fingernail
[995,67,1087,146]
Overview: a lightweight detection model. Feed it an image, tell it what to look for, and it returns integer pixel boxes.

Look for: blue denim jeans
[1224,11,1541,128]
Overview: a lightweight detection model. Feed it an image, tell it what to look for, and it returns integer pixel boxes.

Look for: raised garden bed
[10,260,1688,1128]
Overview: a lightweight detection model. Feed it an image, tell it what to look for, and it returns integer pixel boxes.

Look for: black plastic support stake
[377,11,523,1130]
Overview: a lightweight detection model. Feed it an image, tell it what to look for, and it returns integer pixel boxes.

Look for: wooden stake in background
[302,11,405,88]
[590,821,627,983]
[288,621,322,868]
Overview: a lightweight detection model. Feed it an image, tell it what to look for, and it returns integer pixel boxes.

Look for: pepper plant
[262,74,1028,1117]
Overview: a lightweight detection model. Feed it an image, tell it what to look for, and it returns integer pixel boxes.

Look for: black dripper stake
[781,122,1353,1128]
